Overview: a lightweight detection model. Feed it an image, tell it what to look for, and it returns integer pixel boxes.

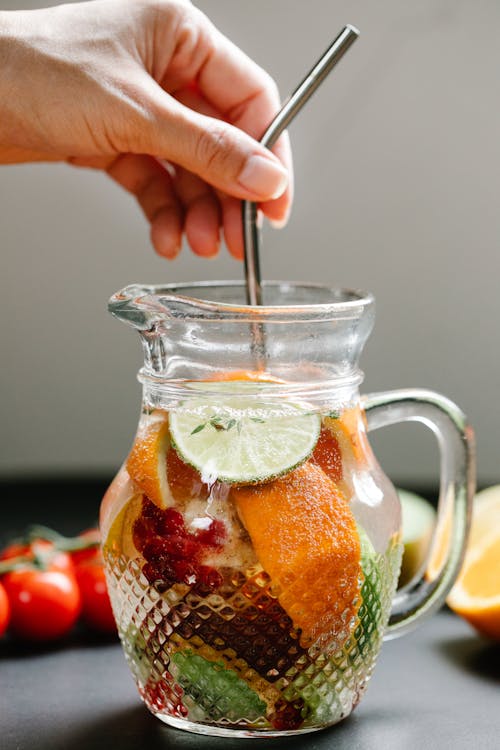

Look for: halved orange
[232,462,361,647]
[447,485,500,640]
[126,411,173,508]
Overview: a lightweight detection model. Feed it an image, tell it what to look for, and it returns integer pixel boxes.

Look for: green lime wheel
[169,386,321,485]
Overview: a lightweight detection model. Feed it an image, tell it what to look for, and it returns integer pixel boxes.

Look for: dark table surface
[1,479,499,750]
[2,610,499,750]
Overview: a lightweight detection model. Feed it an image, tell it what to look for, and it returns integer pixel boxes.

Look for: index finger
[193,13,293,222]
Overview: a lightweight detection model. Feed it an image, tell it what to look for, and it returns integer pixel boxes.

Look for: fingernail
[269,215,289,230]
[238,154,288,199]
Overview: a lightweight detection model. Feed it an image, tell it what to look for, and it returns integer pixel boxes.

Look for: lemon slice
[169,388,321,485]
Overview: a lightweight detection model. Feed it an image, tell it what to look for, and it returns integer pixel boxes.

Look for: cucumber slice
[169,388,321,485]
[172,651,266,722]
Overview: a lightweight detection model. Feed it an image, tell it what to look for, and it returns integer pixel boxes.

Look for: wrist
[0,11,27,162]
[0,9,54,164]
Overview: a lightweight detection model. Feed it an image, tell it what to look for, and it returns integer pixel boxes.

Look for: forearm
[0,10,46,163]
[0,11,23,162]
[0,0,292,259]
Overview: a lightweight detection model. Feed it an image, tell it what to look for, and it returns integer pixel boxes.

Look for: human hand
[0,0,292,259]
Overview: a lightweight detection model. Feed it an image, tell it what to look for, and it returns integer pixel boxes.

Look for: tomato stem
[0,554,34,575]
[25,524,100,553]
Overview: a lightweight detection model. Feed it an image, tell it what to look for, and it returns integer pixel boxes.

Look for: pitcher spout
[108,281,375,385]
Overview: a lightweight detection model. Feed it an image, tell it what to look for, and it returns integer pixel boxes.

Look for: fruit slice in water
[232,462,361,647]
[356,525,384,655]
[169,387,321,484]
[172,650,267,722]
[397,489,436,587]
[206,369,283,384]
[309,426,343,482]
[447,484,500,640]
[126,412,173,508]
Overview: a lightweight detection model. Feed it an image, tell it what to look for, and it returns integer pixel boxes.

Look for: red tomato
[2,567,81,641]
[0,540,74,574]
[70,528,101,566]
[74,560,116,633]
[0,582,10,637]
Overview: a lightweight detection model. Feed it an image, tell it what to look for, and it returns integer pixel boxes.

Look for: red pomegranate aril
[142,677,188,717]
[132,517,151,553]
[159,508,186,537]
[195,519,226,548]
[171,559,198,584]
[142,536,166,561]
[141,496,166,529]
[271,699,305,731]
[143,562,162,584]
[163,535,201,561]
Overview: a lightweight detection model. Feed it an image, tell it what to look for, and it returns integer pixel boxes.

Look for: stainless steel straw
[242,24,360,306]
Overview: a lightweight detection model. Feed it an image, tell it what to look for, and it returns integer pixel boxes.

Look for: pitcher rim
[109,280,375,323]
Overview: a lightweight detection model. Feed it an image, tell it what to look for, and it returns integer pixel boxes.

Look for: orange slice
[205,370,282,384]
[166,444,209,503]
[324,406,372,468]
[426,499,452,583]
[310,426,343,482]
[126,411,173,508]
[232,462,361,647]
[446,485,500,640]
[126,373,282,507]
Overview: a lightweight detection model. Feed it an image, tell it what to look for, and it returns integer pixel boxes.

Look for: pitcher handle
[362,388,475,638]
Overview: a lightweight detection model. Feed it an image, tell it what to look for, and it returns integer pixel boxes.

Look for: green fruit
[283,525,386,724]
[169,383,321,484]
[354,525,384,657]
[397,489,436,587]
[172,651,266,722]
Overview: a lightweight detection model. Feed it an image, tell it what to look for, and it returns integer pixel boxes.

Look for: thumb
[141,94,289,202]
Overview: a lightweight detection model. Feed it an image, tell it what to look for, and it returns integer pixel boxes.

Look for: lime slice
[397,489,436,587]
[168,390,321,485]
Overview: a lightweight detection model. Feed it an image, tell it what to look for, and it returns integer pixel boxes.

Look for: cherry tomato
[70,528,101,566]
[2,567,81,641]
[0,582,10,637]
[0,540,74,574]
[74,558,116,634]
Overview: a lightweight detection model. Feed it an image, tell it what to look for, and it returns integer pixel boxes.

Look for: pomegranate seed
[141,496,166,531]
[271,699,305,731]
[163,535,201,561]
[160,508,186,536]
[195,519,227,548]
[171,559,198,584]
[132,517,151,553]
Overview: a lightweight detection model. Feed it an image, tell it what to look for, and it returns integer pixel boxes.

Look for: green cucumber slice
[172,651,266,722]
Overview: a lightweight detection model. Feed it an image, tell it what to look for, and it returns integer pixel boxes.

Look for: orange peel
[232,462,361,647]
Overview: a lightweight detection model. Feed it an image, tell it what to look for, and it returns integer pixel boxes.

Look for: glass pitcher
[101,281,474,737]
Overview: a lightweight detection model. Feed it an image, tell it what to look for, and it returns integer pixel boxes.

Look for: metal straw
[242,24,360,306]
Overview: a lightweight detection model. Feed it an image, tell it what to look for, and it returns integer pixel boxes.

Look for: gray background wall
[1,0,498,488]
